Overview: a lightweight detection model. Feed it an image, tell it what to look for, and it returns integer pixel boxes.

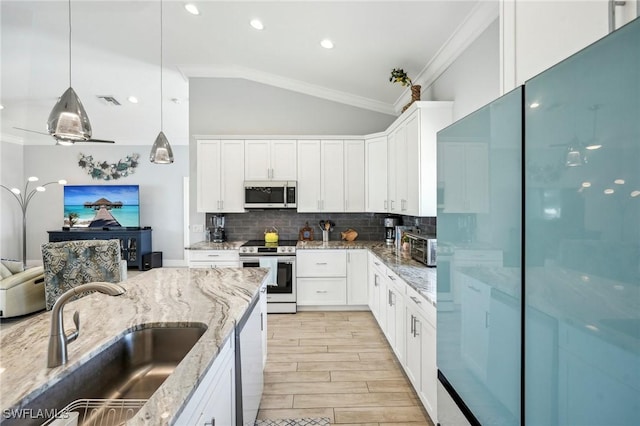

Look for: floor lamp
[1,177,66,268]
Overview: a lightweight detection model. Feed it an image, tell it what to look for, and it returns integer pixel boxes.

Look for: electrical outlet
[192,224,204,233]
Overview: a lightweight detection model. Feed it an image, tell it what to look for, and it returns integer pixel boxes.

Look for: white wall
[0,141,25,260]
[426,19,501,121]
[500,0,637,93]
[1,144,189,266]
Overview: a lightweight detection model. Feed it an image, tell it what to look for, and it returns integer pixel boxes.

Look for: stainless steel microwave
[244,181,297,209]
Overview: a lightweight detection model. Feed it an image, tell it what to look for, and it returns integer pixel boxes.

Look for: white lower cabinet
[368,253,438,424]
[346,250,368,305]
[297,250,347,306]
[297,277,347,305]
[384,271,405,364]
[406,284,437,422]
[239,295,265,426]
[368,253,387,327]
[175,337,235,426]
[188,250,240,268]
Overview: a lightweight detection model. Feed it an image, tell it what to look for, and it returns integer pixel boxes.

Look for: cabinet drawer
[189,250,239,262]
[297,250,346,277]
[297,277,347,305]
[189,261,240,269]
[369,253,387,276]
[406,285,436,327]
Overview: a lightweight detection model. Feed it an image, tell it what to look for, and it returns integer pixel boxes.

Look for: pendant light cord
[160,0,164,130]
[68,0,72,87]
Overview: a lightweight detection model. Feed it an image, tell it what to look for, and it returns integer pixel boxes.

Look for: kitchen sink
[12,325,207,426]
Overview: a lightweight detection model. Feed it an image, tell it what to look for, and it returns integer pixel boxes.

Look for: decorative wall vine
[78,152,140,180]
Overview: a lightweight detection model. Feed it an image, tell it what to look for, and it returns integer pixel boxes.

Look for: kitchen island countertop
[0,267,268,425]
[186,240,246,250]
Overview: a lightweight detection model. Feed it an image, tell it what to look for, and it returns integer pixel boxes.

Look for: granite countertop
[297,240,437,306]
[186,240,246,250]
[0,267,268,425]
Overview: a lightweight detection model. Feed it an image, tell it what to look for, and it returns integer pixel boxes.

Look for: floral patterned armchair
[41,239,127,310]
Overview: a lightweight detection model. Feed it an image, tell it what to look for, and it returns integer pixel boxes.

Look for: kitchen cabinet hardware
[388,275,396,281]
[207,254,220,257]
[468,284,481,292]
[204,418,215,426]
[410,314,415,335]
[409,296,422,304]
[315,262,328,265]
[485,311,490,328]
[413,317,421,337]
[316,290,328,294]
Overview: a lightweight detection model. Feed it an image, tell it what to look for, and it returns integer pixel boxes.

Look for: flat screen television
[63,184,140,228]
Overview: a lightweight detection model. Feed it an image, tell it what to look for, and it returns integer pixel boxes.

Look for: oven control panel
[240,246,296,255]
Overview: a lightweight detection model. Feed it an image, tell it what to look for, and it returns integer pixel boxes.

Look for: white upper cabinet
[245,140,296,181]
[386,102,453,217]
[197,139,245,213]
[297,140,344,212]
[365,136,388,213]
[344,140,365,212]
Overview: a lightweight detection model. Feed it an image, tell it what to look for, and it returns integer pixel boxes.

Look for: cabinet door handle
[410,314,415,335]
[316,290,328,294]
[207,254,220,257]
[384,200,388,210]
[220,200,224,210]
[204,418,215,426]
[468,284,481,293]
[485,311,490,328]
[410,296,422,304]
[387,275,396,281]
[261,312,264,331]
[374,261,381,266]
[390,200,395,210]
[388,289,393,306]
[374,275,379,286]
[316,262,328,265]
[414,318,421,337]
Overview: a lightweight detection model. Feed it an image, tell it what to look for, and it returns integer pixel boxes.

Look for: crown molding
[393,0,500,113]
[178,64,396,116]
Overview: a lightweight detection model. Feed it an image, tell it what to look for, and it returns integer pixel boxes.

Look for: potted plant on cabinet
[390,68,421,112]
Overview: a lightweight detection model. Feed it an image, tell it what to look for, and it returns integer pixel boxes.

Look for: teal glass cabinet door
[524,19,640,426]
[437,87,522,425]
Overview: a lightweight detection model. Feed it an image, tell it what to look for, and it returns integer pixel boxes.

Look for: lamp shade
[149,131,174,164]
[47,87,92,142]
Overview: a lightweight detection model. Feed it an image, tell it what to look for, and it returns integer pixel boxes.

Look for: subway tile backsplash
[205,211,436,241]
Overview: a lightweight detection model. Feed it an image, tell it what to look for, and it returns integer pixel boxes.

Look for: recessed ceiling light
[127,96,139,104]
[184,3,200,15]
[614,179,625,185]
[585,144,602,150]
[250,19,264,30]
[320,39,334,49]
[529,102,540,109]
[581,182,591,188]
[630,190,640,197]
[604,188,615,195]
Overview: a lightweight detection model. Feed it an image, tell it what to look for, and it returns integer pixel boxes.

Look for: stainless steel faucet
[47,282,126,368]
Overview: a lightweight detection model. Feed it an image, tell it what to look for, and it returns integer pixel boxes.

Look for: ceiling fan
[13,127,115,144]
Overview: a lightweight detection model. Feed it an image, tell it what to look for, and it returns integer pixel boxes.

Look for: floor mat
[254,418,331,426]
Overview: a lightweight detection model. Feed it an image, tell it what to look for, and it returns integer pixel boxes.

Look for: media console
[47,228,152,270]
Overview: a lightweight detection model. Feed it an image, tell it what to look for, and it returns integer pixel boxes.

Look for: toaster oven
[406,233,437,267]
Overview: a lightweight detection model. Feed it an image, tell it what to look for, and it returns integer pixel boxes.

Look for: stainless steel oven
[240,240,297,313]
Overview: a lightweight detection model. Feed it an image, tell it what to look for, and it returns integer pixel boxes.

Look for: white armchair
[0,266,45,318]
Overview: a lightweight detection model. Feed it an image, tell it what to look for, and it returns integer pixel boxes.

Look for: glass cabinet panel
[524,19,640,425]
[437,87,523,425]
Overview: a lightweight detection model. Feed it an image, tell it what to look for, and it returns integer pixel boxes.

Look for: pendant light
[149,0,174,164]
[47,0,92,144]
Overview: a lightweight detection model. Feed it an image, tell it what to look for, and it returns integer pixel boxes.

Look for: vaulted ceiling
[1,1,496,146]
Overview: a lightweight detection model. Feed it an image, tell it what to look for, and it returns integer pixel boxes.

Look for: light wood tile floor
[257,311,435,426]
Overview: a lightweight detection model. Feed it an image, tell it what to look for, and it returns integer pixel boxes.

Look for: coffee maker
[209,214,226,243]
[384,216,401,245]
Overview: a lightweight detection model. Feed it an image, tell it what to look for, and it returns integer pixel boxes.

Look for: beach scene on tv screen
[63,185,140,228]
